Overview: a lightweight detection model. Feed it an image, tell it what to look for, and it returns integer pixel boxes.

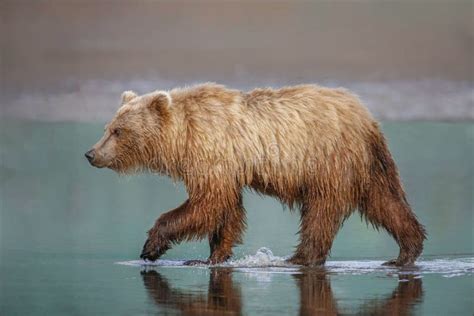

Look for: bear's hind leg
[360,187,426,266]
[363,129,426,266]
[288,201,346,266]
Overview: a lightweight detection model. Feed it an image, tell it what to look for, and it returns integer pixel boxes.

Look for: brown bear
[85,83,426,266]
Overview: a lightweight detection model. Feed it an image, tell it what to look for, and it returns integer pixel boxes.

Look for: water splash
[116,247,474,278]
[224,247,290,267]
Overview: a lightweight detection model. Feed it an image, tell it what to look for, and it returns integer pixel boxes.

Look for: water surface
[0,121,472,315]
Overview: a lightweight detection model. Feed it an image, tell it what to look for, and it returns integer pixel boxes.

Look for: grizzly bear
[85,83,426,266]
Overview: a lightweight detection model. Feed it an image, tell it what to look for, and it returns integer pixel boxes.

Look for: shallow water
[0,121,473,315]
[117,247,474,279]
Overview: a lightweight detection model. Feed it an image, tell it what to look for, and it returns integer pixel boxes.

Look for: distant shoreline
[2,79,472,122]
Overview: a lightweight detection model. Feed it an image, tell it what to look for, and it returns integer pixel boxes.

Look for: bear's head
[85,90,172,173]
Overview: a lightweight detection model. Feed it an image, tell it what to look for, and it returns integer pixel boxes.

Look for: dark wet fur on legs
[360,129,426,266]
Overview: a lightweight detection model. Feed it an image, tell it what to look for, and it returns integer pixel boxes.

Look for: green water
[1,120,473,315]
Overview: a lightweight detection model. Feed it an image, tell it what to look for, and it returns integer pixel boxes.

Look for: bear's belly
[249,176,302,207]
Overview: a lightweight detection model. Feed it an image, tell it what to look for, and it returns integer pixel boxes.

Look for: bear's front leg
[184,215,246,266]
[209,202,247,264]
[184,195,246,266]
[140,200,191,261]
[140,227,171,261]
[140,192,241,262]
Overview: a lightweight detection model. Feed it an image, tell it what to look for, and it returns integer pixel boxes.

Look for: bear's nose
[85,149,95,162]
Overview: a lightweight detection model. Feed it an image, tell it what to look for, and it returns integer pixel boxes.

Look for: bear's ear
[121,90,138,105]
[148,91,172,113]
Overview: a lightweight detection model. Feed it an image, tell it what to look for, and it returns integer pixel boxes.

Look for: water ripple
[116,247,473,278]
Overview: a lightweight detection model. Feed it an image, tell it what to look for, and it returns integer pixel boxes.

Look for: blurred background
[2,0,473,120]
[1,1,473,315]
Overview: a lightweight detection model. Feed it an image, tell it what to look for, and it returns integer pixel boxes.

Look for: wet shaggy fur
[87,83,426,266]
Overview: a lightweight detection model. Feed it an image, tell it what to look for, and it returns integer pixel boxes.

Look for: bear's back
[170,84,377,192]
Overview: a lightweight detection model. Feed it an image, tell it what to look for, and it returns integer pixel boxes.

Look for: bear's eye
[112,128,121,137]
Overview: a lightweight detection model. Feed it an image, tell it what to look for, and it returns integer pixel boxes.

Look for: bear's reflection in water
[141,268,423,316]
[141,268,241,315]
[295,268,423,316]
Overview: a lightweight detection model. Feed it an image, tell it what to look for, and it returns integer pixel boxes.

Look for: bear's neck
[149,106,186,180]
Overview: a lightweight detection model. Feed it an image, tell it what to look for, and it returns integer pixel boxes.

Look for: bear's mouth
[89,161,106,168]
[87,158,109,169]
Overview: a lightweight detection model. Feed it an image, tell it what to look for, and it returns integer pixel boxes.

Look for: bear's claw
[183,259,209,266]
[140,238,168,261]
[382,259,398,266]
[382,258,416,267]
[140,248,159,262]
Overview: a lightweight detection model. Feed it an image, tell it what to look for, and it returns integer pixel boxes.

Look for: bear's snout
[85,148,110,168]
[85,149,95,164]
